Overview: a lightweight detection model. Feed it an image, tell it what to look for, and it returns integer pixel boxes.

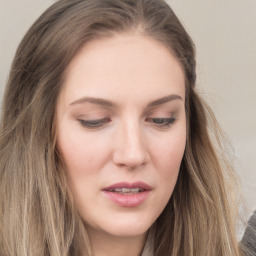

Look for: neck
[85,226,148,256]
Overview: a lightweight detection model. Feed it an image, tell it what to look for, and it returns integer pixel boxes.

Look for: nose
[112,121,149,170]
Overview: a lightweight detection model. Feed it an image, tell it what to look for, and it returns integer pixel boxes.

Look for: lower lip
[103,190,150,207]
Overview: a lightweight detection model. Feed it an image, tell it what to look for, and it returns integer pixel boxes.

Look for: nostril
[112,124,149,169]
[112,148,149,170]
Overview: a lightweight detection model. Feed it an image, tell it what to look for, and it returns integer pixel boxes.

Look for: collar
[141,225,155,256]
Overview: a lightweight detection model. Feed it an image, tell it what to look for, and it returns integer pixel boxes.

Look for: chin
[104,228,149,238]
[91,215,154,238]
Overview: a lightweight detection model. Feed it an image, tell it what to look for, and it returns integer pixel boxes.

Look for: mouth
[102,182,152,207]
[103,182,152,194]
[107,188,144,194]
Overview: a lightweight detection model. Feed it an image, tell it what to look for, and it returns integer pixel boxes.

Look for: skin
[56,33,186,256]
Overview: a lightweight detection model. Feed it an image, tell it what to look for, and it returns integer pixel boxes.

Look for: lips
[102,182,152,207]
[107,187,143,194]
[103,182,152,192]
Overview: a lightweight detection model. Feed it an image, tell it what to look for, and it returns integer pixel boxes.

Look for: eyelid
[145,117,177,127]
[78,117,111,129]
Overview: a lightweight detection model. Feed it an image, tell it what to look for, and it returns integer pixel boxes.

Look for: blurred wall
[167,0,256,217]
[0,0,256,215]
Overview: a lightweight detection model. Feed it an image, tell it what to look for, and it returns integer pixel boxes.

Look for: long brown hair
[0,0,241,255]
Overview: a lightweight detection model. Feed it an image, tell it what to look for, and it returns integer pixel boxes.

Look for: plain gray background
[0,0,256,219]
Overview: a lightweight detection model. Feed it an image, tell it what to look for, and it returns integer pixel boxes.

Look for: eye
[78,117,111,128]
[145,117,176,127]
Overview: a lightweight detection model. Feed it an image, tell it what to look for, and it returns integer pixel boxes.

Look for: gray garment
[141,225,155,256]
[241,211,256,256]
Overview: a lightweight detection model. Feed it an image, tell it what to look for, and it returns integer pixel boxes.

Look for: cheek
[152,126,186,190]
[56,128,111,180]
[56,132,109,208]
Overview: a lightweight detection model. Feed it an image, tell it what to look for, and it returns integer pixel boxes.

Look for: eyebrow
[70,97,116,107]
[146,94,183,108]
[69,94,183,107]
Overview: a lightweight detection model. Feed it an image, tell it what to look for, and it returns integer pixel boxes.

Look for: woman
[0,0,241,255]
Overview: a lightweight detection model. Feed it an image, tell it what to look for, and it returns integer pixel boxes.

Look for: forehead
[60,33,185,106]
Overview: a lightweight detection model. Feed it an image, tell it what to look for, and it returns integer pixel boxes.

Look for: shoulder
[241,211,256,256]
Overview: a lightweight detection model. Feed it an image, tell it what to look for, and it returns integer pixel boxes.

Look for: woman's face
[56,34,186,239]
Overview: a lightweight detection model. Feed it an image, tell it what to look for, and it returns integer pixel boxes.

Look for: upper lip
[103,182,152,191]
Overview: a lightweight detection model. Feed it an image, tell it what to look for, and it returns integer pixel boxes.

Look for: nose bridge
[113,117,148,168]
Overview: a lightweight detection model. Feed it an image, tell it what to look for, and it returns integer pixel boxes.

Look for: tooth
[122,188,131,193]
[108,188,144,193]
[131,188,140,192]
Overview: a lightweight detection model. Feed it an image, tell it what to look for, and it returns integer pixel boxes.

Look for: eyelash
[145,117,176,127]
[78,117,176,129]
[78,118,110,128]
